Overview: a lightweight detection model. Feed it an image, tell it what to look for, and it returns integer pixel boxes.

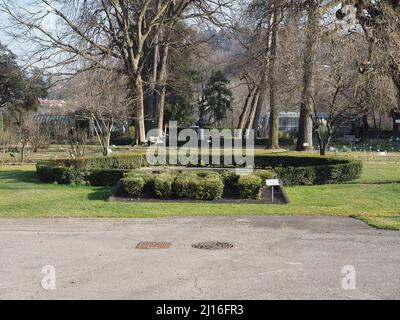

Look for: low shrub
[173,172,223,200]
[220,170,239,186]
[173,173,198,199]
[124,170,155,194]
[237,175,262,199]
[36,164,56,183]
[253,154,347,169]
[122,176,145,197]
[154,173,174,198]
[254,169,275,181]
[38,153,147,170]
[275,167,315,186]
[52,166,83,185]
[200,173,224,200]
[86,169,129,187]
[275,160,362,186]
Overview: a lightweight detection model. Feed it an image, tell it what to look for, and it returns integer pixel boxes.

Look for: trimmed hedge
[38,152,356,170]
[36,153,362,186]
[120,171,224,200]
[254,169,275,181]
[173,172,224,200]
[124,170,155,194]
[237,175,262,199]
[38,153,147,170]
[253,154,351,169]
[86,169,129,187]
[36,165,56,183]
[36,164,83,185]
[154,173,174,198]
[122,176,145,197]
[275,161,362,186]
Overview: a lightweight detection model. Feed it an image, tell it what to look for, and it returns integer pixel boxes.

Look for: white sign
[303,142,309,147]
[395,119,400,124]
[266,179,280,187]
[378,152,386,156]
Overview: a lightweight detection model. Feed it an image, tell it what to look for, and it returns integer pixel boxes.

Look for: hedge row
[122,171,264,200]
[38,153,147,170]
[275,161,362,186]
[36,165,129,186]
[38,153,351,169]
[36,153,362,186]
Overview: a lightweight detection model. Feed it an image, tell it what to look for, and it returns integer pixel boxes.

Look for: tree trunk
[362,114,369,135]
[321,134,332,156]
[390,64,400,137]
[135,75,147,144]
[20,142,26,163]
[268,3,280,149]
[147,17,160,133]
[157,42,169,134]
[315,128,323,155]
[253,74,268,137]
[252,13,273,139]
[246,89,260,130]
[238,86,256,131]
[103,124,113,156]
[295,0,320,152]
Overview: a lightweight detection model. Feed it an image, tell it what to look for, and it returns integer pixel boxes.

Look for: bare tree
[308,31,382,155]
[0,0,229,145]
[337,1,400,134]
[294,0,321,151]
[67,68,128,156]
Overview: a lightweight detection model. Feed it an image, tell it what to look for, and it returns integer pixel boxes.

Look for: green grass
[0,163,400,230]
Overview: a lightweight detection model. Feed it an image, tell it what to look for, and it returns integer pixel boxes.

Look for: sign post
[265,179,280,203]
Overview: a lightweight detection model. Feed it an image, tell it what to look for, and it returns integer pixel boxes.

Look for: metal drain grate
[192,241,234,250]
[136,241,171,249]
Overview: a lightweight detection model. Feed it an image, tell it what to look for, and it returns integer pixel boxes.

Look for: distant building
[38,99,67,114]
[259,112,363,137]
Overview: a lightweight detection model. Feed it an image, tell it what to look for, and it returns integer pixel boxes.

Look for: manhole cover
[192,241,234,250]
[136,241,171,249]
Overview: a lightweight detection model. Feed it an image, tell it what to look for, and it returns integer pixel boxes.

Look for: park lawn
[0,163,399,230]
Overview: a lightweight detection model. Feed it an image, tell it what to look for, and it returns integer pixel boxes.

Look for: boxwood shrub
[154,173,174,198]
[86,169,130,187]
[220,170,239,186]
[122,176,145,197]
[254,169,275,181]
[36,164,56,183]
[200,173,224,200]
[124,170,155,195]
[237,175,262,199]
[173,172,223,200]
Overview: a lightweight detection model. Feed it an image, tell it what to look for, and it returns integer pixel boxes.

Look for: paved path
[0,216,399,299]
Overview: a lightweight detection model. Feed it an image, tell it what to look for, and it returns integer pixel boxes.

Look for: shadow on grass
[87,188,111,201]
[0,169,41,184]
[348,180,400,185]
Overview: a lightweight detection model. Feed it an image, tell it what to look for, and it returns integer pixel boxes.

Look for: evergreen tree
[202,70,233,127]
